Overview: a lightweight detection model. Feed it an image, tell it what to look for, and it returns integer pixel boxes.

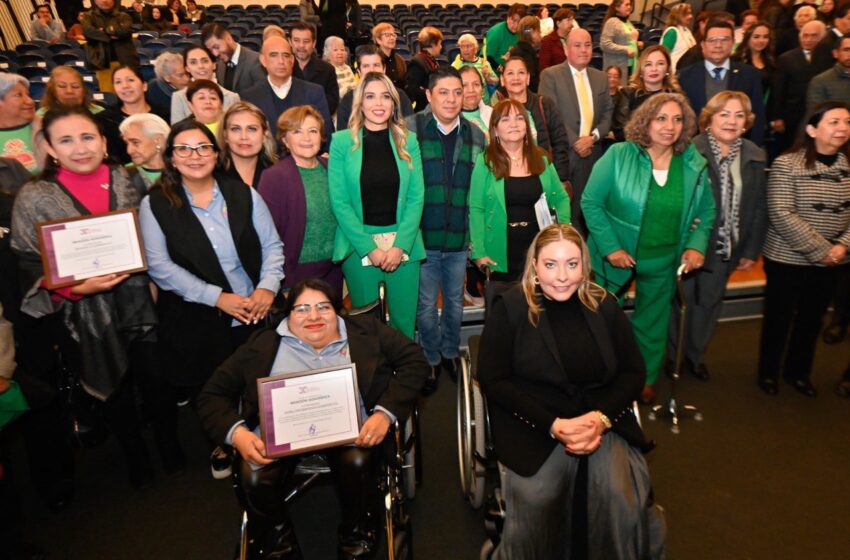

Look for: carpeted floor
[8,318,850,559]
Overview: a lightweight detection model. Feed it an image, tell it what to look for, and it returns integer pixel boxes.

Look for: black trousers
[830,264,850,325]
[235,446,380,556]
[758,259,844,382]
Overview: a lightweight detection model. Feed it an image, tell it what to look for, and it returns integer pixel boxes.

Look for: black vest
[147,172,262,292]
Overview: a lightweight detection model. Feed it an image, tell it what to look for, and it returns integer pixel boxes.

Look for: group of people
[2,1,850,559]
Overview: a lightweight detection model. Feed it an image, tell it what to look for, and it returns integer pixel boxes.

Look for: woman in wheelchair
[477,224,664,560]
[197,278,429,559]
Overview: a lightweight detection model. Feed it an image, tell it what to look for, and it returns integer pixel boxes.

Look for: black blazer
[678,60,766,145]
[241,77,334,146]
[771,48,820,139]
[196,314,430,445]
[692,133,768,263]
[293,56,341,115]
[811,27,842,74]
[477,285,649,477]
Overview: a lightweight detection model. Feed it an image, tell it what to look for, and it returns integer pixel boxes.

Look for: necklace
[506,150,523,163]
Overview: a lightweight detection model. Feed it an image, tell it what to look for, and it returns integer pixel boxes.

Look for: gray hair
[119,112,171,139]
[0,73,29,100]
[458,33,479,50]
[152,51,185,81]
[322,35,345,62]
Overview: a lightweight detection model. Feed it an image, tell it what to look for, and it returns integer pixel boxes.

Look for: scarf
[418,51,439,72]
[707,131,742,261]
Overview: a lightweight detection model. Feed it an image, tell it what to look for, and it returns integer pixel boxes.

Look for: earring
[532,275,540,285]
[156,145,161,152]
[52,157,59,165]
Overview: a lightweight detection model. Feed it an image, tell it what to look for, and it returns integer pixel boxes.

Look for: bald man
[241,35,333,143]
[771,20,827,148]
[539,28,613,227]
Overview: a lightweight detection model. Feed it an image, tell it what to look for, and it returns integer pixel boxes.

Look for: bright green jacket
[469,153,571,273]
[328,128,426,263]
[581,141,716,291]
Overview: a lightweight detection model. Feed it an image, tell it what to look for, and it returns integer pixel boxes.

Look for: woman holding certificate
[197,278,429,560]
[11,107,183,493]
[469,98,571,282]
[138,118,284,479]
[328,72,425,339]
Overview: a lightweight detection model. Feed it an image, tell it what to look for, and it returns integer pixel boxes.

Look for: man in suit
[336,45,414,130]
[811,1,850,73]
[678,19,766,145]
[807,34,850,110]
[772,20,827,149]
[539,28,613,227]
[290,21,340,115]
[201,23,266,95]
[241,35,333,146]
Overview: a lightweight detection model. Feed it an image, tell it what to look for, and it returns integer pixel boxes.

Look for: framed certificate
[37,209,148,289]
[258,365,363,459]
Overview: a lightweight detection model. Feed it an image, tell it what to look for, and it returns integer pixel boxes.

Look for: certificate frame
[257,364,363,459]
[36,209,148,289]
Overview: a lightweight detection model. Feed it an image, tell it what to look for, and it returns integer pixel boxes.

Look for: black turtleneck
[542,295,605,387]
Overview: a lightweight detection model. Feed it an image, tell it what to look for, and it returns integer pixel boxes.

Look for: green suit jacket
[581,141,716,291]
[328,129,426,263]
[469,153,572,273]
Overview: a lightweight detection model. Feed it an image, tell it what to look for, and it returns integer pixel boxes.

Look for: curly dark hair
[624,93,697,154]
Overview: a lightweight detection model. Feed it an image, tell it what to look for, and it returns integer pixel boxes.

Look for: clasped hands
[216,288,275,324]
[821,244,847,267]
[368,247,405,272]
[606,249,706,273]
[550,411,606,456]
[232,411,392,467]
[572,135,595,158]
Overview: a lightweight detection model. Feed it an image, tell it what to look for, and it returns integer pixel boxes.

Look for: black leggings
[235,446,381,552]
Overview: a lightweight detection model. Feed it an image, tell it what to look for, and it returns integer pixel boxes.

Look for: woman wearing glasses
[197,277,429,559]
[139,119,284,477]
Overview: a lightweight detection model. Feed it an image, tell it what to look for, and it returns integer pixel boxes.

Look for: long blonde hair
[521,224,607,326]
[348,72,412,169]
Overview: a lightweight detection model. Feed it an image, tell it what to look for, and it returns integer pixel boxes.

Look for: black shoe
[10,542,47,560]
[787,378,817,397]
[758,377,779,396]
[822,320,848,345]
[338,526,377,560]
[690,362,710,382]
[421,365,440,396]
[441,356,460,382]
[210,446,233,480]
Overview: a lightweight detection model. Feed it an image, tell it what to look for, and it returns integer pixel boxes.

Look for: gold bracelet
[596,411,612,430]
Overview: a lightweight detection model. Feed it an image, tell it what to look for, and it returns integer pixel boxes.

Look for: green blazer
[580,141,716,291]
[328,128,426,263]
[469,153,571,273]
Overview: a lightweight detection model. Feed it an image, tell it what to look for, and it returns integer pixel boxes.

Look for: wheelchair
[237,282,419,560]
[456,278,644,558]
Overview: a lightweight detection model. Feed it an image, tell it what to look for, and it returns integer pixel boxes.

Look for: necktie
[713,67,724,82]
[576,70,593,137]
[224,60,235,91]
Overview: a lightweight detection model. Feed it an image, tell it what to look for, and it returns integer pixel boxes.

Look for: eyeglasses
[291,302,335,315]
[705,36,733,44]
[172,143,216,158]
[381,32,397,38]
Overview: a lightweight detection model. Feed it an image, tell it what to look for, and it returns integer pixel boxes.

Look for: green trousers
[630,251,679,385]
[342,254,420,340]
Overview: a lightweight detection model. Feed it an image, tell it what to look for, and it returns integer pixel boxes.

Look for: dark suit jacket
[477,285,649,476]
[772,48,820,139]
[196,314,429,445]
[241,77,333,148]
[215,45,266,95]
[677,60,766,145]
[294,56,340,115]
[538,61,614,146]
[335,87,414,130]
[692,134,768,263]
[811,26,842,74]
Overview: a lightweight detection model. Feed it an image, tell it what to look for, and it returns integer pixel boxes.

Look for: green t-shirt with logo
[0,123,38,174]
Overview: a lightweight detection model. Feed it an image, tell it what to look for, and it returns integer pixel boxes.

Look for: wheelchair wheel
[402,412,417,500]
[457,341,487,508]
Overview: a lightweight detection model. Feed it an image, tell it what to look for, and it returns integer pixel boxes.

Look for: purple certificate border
[258,365,362,458]
[260,378,292,455]
[41,223,76,286]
